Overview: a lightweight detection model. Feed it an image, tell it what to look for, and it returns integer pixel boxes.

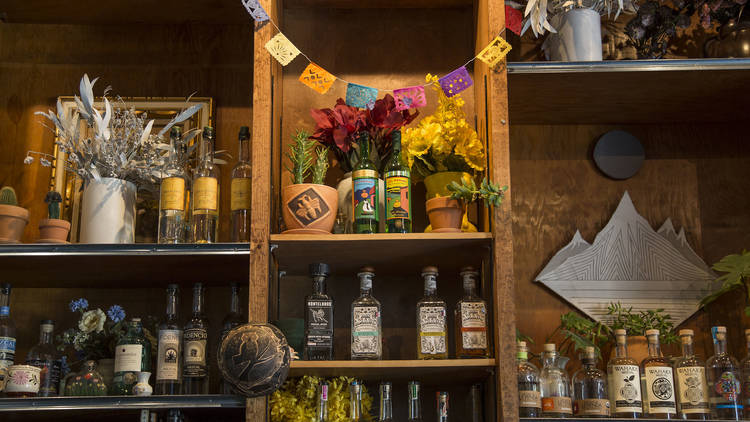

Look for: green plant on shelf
[447,177,507,207]
[285,129,317,185]
[45,191,62,219]
[607,302,678,345]
[0,186,18,206]
[311,146,330,185]
[701,250,750,316]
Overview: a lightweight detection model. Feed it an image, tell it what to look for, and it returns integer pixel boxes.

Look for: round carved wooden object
[217,323,291,397]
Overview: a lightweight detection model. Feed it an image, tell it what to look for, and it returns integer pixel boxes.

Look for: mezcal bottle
[349,380,363,421]
[183,283,209,394]
[112,318,151,395]
[231,126,252,242]
[351,267,382,360]
[158,126,187,244]
[304,263,334,360]
[572,346,610,417]
[455,267,488,358]
[156,284,182,395]
[517,341,542,417]
[706,326,743,420]
[26,320,60,397]
[221,283,244,394]
[352,131,379,234]
[0,283,16,376]
[540,343,573,417]
[741,329,750,418]
[641,329,677,419]
[317,381,329,422]
[192,126,219,243]
[416,266,448,359]
[408,381,423,421]
[384,130,411,233]
[607,329,643,418]
[674,329,710,419]
[379,382,393,421]
[437,391,450,422]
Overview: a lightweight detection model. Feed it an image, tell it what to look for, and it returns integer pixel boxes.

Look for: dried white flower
[79,309,106,333]
[23,156,33,165]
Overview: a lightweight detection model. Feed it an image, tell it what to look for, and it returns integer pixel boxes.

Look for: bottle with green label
[112,318,151,395]
[352,131,379,234]
[384,130,411,233]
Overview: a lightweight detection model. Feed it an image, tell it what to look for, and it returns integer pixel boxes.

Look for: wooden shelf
[290,359,495,384]
[270,232,492,276]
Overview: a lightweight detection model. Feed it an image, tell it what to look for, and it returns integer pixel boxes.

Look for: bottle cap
[131,317,141,322]
[193,282,204,290]
[421,266,438,275]
[645,329,660,336]
[358,266,375,274]
[714,326,727,333]
[1,283,10,291]
[679,329,694,336]
[309,263,330,277]
[238,126,250,139]
[584,346,595,355]
[614,328,627,336]
[167,283,179,290]
[745,329,750,337]
[40,319,55,325]
[543,343,556,352]
[517,341,526,348]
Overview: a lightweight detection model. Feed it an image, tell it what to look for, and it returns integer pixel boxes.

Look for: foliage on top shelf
[0,186,18,206]
[701,250,750,315]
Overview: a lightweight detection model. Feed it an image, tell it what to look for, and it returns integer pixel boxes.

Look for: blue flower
[69,298,89,312]
[107,305,125,323]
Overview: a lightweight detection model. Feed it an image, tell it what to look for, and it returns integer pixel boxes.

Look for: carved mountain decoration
[535,191,716,325]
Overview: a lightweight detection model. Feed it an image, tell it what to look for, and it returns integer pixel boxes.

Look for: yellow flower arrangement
[402,74,485,181]
[270,376,374,422]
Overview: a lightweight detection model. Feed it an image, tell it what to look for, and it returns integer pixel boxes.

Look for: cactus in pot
[37,191,70,244]
[0,186,30,243]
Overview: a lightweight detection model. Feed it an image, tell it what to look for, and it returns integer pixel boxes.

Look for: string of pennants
[242,0,521,110]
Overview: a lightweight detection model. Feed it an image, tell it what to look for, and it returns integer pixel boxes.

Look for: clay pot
[426,197,463,233]
[282,183,338,234]
[38,219,71,244]
[0,204,30,244]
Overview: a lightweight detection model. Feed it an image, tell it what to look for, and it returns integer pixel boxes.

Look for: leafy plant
[45,191,63,220]
[311,147,330,185]
[447,177,508,207]
[701,250,750,316]
[0,186,18,206]
[607,302,678,344]
[548,312,610,357]
[284,130,316,185]
[270,375,374,422]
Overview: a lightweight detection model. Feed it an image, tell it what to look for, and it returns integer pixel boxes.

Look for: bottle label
[0,306,8,316]
[193,177,218,211]
[542,396,573,414]
[183,328,207,377]
[574,398,610,416]
[384,171,410,222]
[712,371,742,407]
[114,344,143,373]
[519,390,542,408]
[676,366,710,413]
[157,329,182,381]
[231,178,252,211]
[352,177,379,222]
[608,364,643,413]
[0,336,16,368]
[460,302,487,349]
[351,306,380,355]
[644,366,676,414]
[306,299,333,349]
[419,306,446,354]
[160,177,185,211]
[27,358,61,395]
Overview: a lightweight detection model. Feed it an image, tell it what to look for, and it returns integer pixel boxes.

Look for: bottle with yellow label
[191,127,220,243]
[158,127,187,244]
[231,126,252,242]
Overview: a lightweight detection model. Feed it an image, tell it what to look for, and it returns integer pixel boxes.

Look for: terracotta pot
[0,204,30,244]
[281,183,338,234]
[38,219,71,244]
[425,197,463,233]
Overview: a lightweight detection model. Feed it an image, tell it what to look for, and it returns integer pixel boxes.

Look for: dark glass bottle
[352,131,379,234]
[156,284,182,395]
[221,283,244,394]
[112,318,151,395]
[408,381,423,421]
[379,381,393,421]
[0,283,16,378]
[572,346,610,417]
[231,126,252,242]
[26,320,61,396]
[517,341,542,417]
[384,130,411,233]
[469,384,484,422]
[437,391,450,422]
[303,263,334,360]
[183,283,209,394]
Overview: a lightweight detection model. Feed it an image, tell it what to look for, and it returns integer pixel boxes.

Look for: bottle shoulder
[706,353,741,367]
[231,164,252,178]
[352,295,381,307]
[674,355,705,368]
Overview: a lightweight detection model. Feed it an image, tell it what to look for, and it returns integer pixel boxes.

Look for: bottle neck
[681,337,695,358]
[166,291,179,320]
[463,277,477,298]
[358,134,370,161]
[359,274,373,297]
[229,286,240,314]
[582,357,596,368]
[614,337,628,358]
[379,386,393,420]
[199,137,215,169]
[647,336,662,358]
[714,338,727,355]
[129,321,143,336]
[192,287,205,316]
[0,290,9,315]
[313,276,327,295]
[39,325,53,344]
[408,384,422,419]
[238,137,250,163]
[423,274,437,296]
[542,351,558,367]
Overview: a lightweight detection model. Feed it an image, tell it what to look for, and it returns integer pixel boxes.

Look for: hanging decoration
[265,33,300,66]
[242,0,270,22]
[505,6,524,36]
[345,83,379,108]
[393,86,427,111]
[438,66,473,97]
[476,36,513,68]
[299,63,336,94]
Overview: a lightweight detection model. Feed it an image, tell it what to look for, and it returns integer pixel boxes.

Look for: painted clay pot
[5,365,41,397]
[425,197,463,233]
[282,183,338,234]
[0,204,30,243]
[132,371,153,396]
[38,219,71,244]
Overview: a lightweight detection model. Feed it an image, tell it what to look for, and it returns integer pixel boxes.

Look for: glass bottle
[416,266,448,360]
[180,140,193,243]
[455,267,489,358]
[540,343,573,417]
[706,325,743,420]
[607,329,643,418]
[156,284,182,395]
[112,318,151,395]
[192,126,220,243]
[741,329,750,419]
[437,391,450,422]
[158,126,187,244]
[379,381,393,421]
[231,126,252,242]
[351,266,382,360]
[220,283,244,393]
[641,328,677,418]
[26,320,61,397]
[384,130,411,233]
[304,263,334,360]
[572,346,610,417]
[674,329,710,419]
[0,283,16,375]
[517,341,542,417]
[317,381,329,422]
[349,380,362,421]
[352,131,379,234]
[183,283,209,394]
[469,384,484,422]
[408,381,423,421]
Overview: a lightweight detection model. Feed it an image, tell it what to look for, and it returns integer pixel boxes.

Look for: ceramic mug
[5,365,41,397]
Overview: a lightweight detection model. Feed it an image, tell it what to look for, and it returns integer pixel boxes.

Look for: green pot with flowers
[37,191,70,243]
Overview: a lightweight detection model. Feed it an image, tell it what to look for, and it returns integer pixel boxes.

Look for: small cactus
[0,187,18,206]
[45,191,63,219]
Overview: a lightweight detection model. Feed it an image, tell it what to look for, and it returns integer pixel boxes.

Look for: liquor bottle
[158,126,187,244]
[156,284,182,395]
[517,341,542,417]
[384,130,411,233]
[437,391,450,422]
[231,126,252,242]
[0,283,16,375]
[741,329,750,418]
[180,140,193,243]
[674,329,710,419]
[455,267,489,358]
[706,325,743,420]
[192,126,220,243]
[607,329,643,418]
[640,329,677,418]
[351,267,382,360]
[26,320,61,397]
[317,381,329,422]
[408,381,423,421]
[469,384,484,422]
[220,283,244,393]
[416,266,448,360]
[379,382,393,421]
[352,131,379,234]
[112,318,151,395]
[540,343,573,417]
[572,346,610,417]
[349,380,363,421]
[304,263,334,360]
[183,283,209,394]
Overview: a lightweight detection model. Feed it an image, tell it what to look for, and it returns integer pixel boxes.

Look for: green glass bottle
[112,318,151,395]
[384,130,411,233]
[352,132,380,234]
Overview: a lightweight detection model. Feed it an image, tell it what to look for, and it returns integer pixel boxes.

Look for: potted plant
[37,191,70,243]
[0,186,30,244]
[701,250,750,315]
[281,130,338,234]
[424,177,506,233]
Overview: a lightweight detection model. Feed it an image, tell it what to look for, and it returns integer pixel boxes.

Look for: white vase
[132,371,152,396]
[543,9,603,61]
[336,173,386,233]
[80,177,136,243]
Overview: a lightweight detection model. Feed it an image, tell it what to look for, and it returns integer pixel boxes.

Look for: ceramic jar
[5,365,41,397]
[281,183,338,234]
[79,177,136,243]
[132,371,153,396]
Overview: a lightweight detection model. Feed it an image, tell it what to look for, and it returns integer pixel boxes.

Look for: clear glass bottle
[26,320,60,397]
[112,318,151,395]
[379,381,393,421]
[349,380,363,421]
[0,283,16,375]
[572,346,610,417]
[384,130,411,233]
[158,126,187,244]
[180,140,193,243]
[408,381,423,421]
[607,329,643,418]
[540,343,573,417]
[741,329,750,419]
[192,126,220,243]
[317,381,329,422]
[156,284,182,395]
[455,267,488,358]
[304,263,334,360]
[517,341,542,417]
[674,329,710,419]
[706,325,743,420]
[416,266,448,360]
[437,391,450,422]
[231,126,252,242]
[641,328,677,419]
[220,283,244,393]
[351,267,382,360]
[183,283,209,394]
[352,131,379,234]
